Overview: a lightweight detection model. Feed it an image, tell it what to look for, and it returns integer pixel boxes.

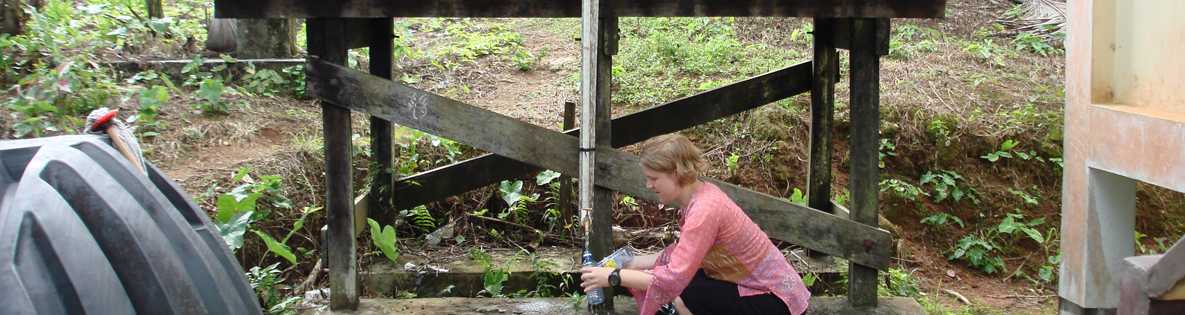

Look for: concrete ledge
[300,296,925,314]
[361,247,845,298]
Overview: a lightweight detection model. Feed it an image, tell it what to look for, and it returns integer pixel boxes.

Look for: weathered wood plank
[308,19,358,310]
[215,0,946,18]
[807,18,838,258]
[389,61,813,211]
[846,18,886,308]
[368,18,397,225]
[808,18,838,216]
[306,59,892,269]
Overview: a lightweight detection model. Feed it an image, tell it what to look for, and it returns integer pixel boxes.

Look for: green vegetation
[612,17,801,106]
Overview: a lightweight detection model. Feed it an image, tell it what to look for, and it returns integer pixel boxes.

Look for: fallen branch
[944,289,971,305]
[988,294,1056,299]
[295,258,323,293]
[464,213,576,246]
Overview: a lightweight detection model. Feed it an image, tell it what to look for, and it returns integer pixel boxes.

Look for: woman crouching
[579,134,811,315]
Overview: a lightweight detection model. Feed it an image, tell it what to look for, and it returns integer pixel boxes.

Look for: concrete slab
[300,296,926,315]
[360,247,845,297]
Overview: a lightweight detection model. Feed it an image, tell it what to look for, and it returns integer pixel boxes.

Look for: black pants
[678,269,790,315]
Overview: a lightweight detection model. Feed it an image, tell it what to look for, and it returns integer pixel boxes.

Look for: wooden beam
[215,0,946,18]
[308,19,358,310]
[306,59,893,269]
[368,18,397,225]
[846,18,886,308]
[388,61,812,211]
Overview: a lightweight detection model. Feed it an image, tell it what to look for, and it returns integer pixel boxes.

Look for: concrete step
[300,296,926,314]
[360,247,846,298]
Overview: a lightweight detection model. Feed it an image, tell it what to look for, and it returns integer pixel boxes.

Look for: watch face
[609,270,621,286]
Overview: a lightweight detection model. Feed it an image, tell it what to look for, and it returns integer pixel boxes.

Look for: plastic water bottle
[583,249,604,306]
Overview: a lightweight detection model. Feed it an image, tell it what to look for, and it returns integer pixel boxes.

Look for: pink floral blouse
[626,182,811,315]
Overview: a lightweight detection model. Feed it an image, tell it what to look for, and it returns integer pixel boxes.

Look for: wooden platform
[299,296,926,314]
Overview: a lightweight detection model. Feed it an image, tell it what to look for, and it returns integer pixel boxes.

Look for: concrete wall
[1060,0,1185,312]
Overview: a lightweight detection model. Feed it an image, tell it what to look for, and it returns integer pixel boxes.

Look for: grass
[611,17,804,107]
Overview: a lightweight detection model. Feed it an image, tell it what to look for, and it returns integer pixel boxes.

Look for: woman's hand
[579,267,613,292]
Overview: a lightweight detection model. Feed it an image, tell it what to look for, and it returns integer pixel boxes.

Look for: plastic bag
[599,245,637,269]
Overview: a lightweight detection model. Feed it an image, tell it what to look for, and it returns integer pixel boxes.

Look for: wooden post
[847,17,886,308]
[146,0,163,18]
[580,0,616,312]
[560,101,576,238]
[308,18,358,310]
[807,17,838,258]
[592,16,619,312]
[369,18,396,224]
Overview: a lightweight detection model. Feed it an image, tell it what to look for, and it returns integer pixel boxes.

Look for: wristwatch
[608,268,622,287]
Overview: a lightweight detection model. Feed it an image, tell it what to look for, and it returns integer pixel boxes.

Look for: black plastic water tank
[0,135,262,314]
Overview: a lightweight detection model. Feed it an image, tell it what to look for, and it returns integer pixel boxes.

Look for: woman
[579,134,811,315]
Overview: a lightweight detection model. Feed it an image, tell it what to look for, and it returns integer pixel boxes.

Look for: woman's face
[643,167,682,206]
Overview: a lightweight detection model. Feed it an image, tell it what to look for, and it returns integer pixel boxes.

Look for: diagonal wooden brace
[308,58,892,270]
[390,61,812,210]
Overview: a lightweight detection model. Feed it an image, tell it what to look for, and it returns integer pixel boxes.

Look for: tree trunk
[146,0,163,18]
[1,0,43,35]
[206,18,298,58]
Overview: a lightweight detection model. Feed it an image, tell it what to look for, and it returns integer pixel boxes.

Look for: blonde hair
[640,134,707,185]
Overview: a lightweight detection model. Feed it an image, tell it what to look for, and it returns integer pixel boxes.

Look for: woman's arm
[578,267,654,291]
[625,253,658,270]
[619,269,654,289]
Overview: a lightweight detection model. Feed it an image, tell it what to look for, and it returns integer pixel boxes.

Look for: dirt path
[455,20,581,130]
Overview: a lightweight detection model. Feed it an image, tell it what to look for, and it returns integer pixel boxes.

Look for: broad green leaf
[254,230,297,264]
[536,170,562,186]
[216,211,253,252]
[499,180,524,207]
[789,188,806,205]
[1023,228,1045,244]
[1000,139,1018,151]
[215,192,258,223]
[368,218,400,264]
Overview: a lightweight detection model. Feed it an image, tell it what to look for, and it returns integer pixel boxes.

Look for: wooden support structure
[846,18,888,307]
[307,19,358,310]
[367,18,397,225]
[216,0,945,18]
[389,62,812,211]
[806,18,838,258]
[584,0,618,310]
[306,60,893,270]
[222,0,942,311]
